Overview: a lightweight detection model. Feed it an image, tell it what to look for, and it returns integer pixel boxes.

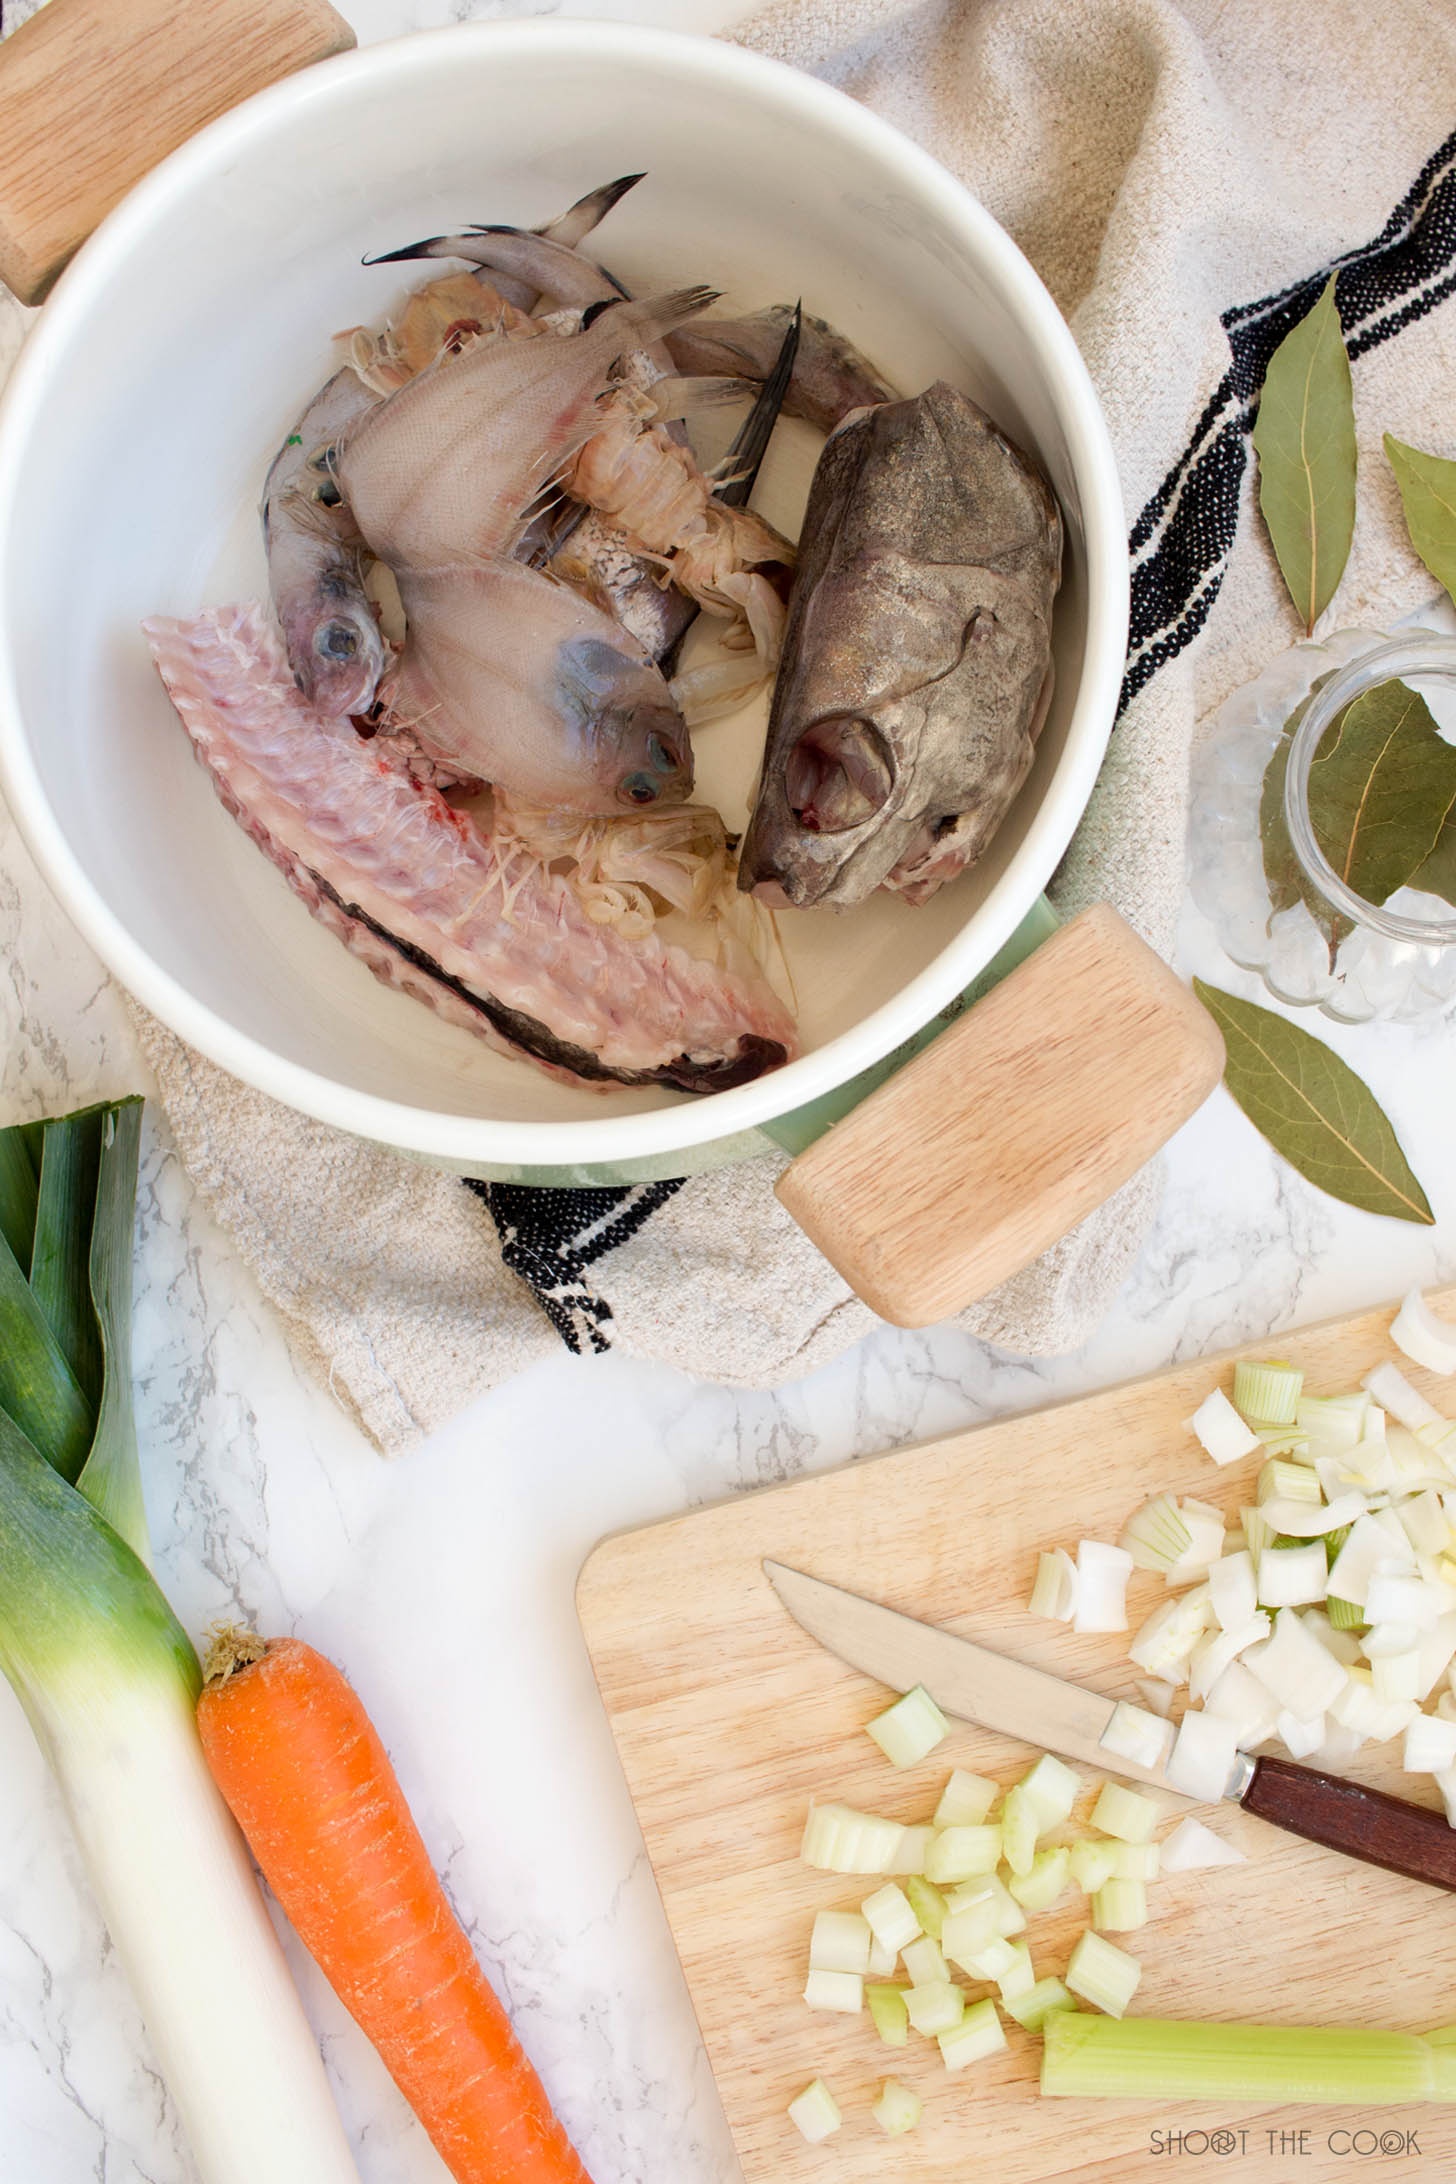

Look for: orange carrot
[196,1631,594,2184]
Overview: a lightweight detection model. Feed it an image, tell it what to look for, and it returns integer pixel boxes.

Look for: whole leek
[0,1101,358,2183]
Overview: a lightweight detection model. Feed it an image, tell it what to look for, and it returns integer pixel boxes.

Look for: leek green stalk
[0,1100,359,2183]
[1042,2010,1456,2103]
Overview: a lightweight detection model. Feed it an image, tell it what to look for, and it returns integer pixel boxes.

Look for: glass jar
[1189,625,1456,1023]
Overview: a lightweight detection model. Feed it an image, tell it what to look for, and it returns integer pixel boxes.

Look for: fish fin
[541,174,645,247]
[713,303,800,510]
[362,235,457,266]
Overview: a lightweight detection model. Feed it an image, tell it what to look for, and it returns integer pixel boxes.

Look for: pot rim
[0,18,1129,1169]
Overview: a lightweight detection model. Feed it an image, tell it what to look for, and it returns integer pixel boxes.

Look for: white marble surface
[1,3,1454,2181]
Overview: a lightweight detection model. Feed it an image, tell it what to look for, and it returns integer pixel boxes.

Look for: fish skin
[144,604,794,1091]
[262,367,386,715]
[665,304,896,435]
[736,381,1062,909]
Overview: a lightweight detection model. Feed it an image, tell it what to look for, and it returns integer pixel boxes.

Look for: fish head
[550,635,694,808]
[285,570,388,720]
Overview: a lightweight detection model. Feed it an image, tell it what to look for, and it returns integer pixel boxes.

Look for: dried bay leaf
[1386,432,1456,610]
[1258,680,1349,959]
[1252,277,1357,635]
[1307,679,1456,903]
[1194,980,1434,1225]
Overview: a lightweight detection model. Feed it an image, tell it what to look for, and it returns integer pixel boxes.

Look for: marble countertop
[1,4,1454,2181]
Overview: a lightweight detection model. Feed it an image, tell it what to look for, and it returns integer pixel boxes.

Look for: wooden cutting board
[577,1289,1456,2184]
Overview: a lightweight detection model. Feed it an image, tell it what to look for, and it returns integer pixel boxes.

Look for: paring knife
[763,1559,1456,1894]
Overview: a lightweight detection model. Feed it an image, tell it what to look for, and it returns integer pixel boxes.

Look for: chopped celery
[938,1997,1005,2071]
[1235,1360,1304,1427]
[1005,1977,1076,2032]
[800,1802,905,1873]
[1092,1878,1148,1932]
[901,1935,948,1986]
[866,1684,950,1769]
[924,1823,1001,1883]
[788,2078,842,2142]
[904,1980,964,2037]
[934,1767,998,1827]
[1008,1845,1071,1913]
[1000,1783,1039,1876]
[1068,1838,1122,1893]
[1042,2010,1456,2102]
[809,1910,873,1974]
[941,1891,1000,1967]
[1065,1930,1142,2017]
[866,1983,910,2048]
[867,1932,897,1978]
[904,1874,947,1940]
[987,1873,1027,1937]
[872,2078,922,2135]
[1018,1752,1081,1830]
[955,1933,1017,1982]
[1110,1841,1160,1881]
[889,1823,935,1875]
[996,1939,1036,2002]
[860,1883,920,1956]
[803,1968,863,2013]
[1089,1782,1160,1843]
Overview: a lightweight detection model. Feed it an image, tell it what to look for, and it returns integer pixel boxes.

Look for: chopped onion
[1093,1878,1148,1932]
[1435,1767,1456,1828]
[1258,1492,1367,1537]
[1415,1612,1456,1699]
[1161,1817,1247,1871]
[1371,1650,1422,1705]
[1403,1715,1456,1772]
[1188,1387,1263,1465]
[865,1684,950,1768]
[1028,1547,1079,1621]
[1137,1676,1178,1717]
[1246,1607,1350,1715]
[1118,1494,1193,1572]
[1276,1709,1326,1759]
[1090,1781,1161,1842]
[1074,1541,1135,1633]
[803,1968,863,2013]
[1400,1489,1454,1557]
[788,2078,843,2142]
[1100,1700,1172,1770]
[938,1997,1006,2070]
[1234,1360,1304,1427]
[860,1884,921,1956]
[1257,1542,1329,1608]
[1208,1550,1258,1632]
[1166,1709,1242,1800]
[933,1769,998,1827]
[1203,1659,1281,1747]
[1329,1669,1418,1742]
[1363,1361,1450,1438]
[1301,1607,1362,1665]
[1004,1976,1076,2031]
[1128,1585,1215,1677]
[904,1980,964,2037]
[1367,1566,1447,1630]
[1189,1614,1271,1702]
[810,1911,873,1974]
[1391,1290,1456,1378]
[1327,1514,1411,1608]
[1065,1930,1143,2017]
[800,1802,906,1873]
[902,1935,948,1986]
[866,1983,910,2047]
[872,2078,922,2135]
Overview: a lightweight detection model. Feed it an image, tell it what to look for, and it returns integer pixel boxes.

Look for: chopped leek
[938,1997,1006,2070]
[1234,1360,1304,1426]
[1089,1782,1160,1843]
[1028,1547,1079,1621]
[1364,1361,1450,1439]
[1161,1816,1246,1871]
[1065,1930,1142,2016]
[1259,1457,1323,1506]
[1118,1493,1192,1571]
[904,1979,964,2037]
[861,1883,921,1955]
[803,1967,863,2013]
[866,1983,910,2047]
[1326,1593,1367,1632]
[872,2078,922,2135]
[1187,1387,1262,1465]
[788,2078,842,2141]
[1004,1977,1076,2031]
[867,1932,898,1977]
[933,1767,998,1827]
[0,1103,358,2184]
[1042,2010,1456,2102]
[865,1683,950,1768]
[809,1910,873,1974]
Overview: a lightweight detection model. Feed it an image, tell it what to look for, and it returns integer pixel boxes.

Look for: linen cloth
[10,0,1456,1452]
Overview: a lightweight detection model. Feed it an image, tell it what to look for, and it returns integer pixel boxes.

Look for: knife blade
[762,1559,1456,1894]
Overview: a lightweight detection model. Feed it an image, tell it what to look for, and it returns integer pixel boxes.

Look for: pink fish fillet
[144,603,796,1092]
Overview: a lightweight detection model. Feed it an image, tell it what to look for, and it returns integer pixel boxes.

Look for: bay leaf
[1251,276,1357,635]
[1193,979,1434,1225]
[1413,819,1456,907]
[1306,678,1456,905]
[1385,432,1456,611]
[1258,681,1347,959]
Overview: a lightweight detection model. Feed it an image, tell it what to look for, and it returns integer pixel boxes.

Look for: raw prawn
[146,604,795,1091]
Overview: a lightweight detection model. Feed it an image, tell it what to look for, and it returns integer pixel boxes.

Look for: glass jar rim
[1282,632,1456,946]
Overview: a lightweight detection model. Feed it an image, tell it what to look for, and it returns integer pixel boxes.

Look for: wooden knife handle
[0,0,356,305]
[1242,1754,1456,1891]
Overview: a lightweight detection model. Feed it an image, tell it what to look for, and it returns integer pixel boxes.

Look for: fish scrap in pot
[145,604,795,1092]
[737,381,1062,909]
[262,367,386,718]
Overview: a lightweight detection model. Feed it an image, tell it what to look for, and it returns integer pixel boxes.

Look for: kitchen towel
[12,0,1456,1453]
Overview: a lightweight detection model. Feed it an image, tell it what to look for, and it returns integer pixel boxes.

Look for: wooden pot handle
[775,904,1226,1328]
[0,0,355,306]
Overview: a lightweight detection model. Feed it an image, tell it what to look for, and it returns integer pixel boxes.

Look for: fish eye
[316,621,360,660]
[315,479,343,508]
[621,773,660,806]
